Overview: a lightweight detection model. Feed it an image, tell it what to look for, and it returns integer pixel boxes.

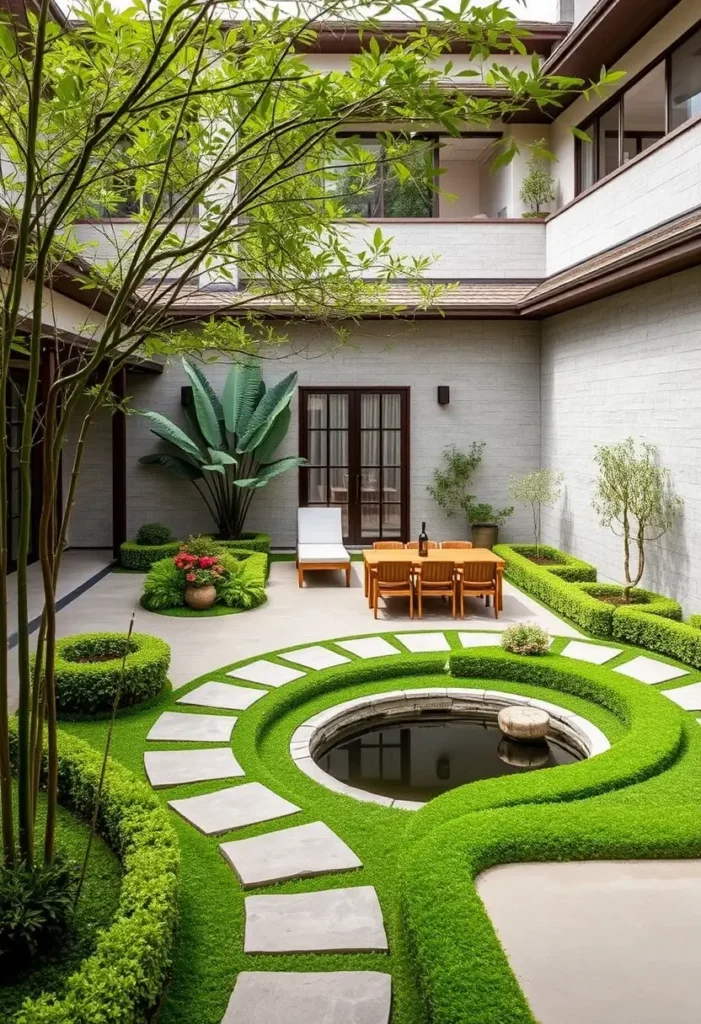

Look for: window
[576,23,701,194]
[327,135,435,218]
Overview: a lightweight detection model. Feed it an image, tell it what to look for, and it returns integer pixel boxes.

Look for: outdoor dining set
[296,507,505,619]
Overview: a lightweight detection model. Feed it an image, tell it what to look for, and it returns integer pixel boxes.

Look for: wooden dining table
[362,548,506,611]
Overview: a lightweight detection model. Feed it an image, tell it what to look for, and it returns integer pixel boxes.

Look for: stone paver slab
[279,646,351,670]
[144,748,243,788]
[177,681,266,711]
[222,972,392,1024]
[395,632,449,653]
[147,711,237,742]
[228,660,306,687]
[336,637,400,659]
[614,656,688,685]
[661,681,701,710]
[169,782,300,836]
[560,640,623,665]
[458,632,503,648]
[244,885,388,953]
[220,821,362,888]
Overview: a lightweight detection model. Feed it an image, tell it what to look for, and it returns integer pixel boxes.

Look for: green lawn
[58,631,701,1023]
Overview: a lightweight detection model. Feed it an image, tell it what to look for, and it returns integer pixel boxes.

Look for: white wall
[540,265,701,612]
[438,159,482,217]
[63,399,113,548]
[117,320,541,547]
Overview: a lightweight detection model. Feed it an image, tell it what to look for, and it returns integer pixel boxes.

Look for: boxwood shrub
[577,582,682,620]
[53,632,171,715]
[9,721,179,1024]
[506,544,597,582]
[613,607,701,670]
[689,614,701,630]
[119,540,180,571]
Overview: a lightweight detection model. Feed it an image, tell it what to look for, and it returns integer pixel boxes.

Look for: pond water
[315,715,580,803]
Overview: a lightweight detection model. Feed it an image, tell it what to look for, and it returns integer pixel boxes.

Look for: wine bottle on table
[418,521,429,558]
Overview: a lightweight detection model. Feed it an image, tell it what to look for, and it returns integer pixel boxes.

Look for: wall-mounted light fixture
[181,385,193,407]
[437,386,450,406]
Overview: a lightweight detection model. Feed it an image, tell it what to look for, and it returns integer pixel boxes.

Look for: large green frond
[139,411,203,460]
[139,453,204,481]
[183,358,224,449]
[252,406,291,465]
[222,362,261,436]
[238,372,297,453]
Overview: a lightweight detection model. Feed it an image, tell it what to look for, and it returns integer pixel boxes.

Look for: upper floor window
[327,135,436,219]
[577,23,701,194]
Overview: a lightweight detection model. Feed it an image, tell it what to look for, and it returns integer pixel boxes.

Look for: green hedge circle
[9,721,179,1024]
[54,632,171,715]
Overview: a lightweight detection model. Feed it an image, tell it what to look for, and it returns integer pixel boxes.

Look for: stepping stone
[661,681,701,710]
[169,782,300,836]
[222,972,392,1024]
[147,711,237,742]
[220,821,362,888]
[177,681,265,711]
[244,885,388,953]
[144,748,243,788]
[279,646,351,670]
[228,660,306,688]
[336,637,400,659]
[458,632,502,648]
[395,632,449,653]
[614,656,688,685]
[560,640,623,665]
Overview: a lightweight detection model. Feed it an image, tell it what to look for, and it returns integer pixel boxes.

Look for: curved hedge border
[577,581,682,620]
[120,540,180,571]
[54,633,171,715]
[9,722,179,1024]
[613,607,701,671]
[506,544,597,582]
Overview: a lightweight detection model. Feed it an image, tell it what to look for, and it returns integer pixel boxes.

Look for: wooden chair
[405,540,438,549]
[372,560,414,619]
[372,541,404,549]
[441,541,473,549]
[415,560,456,619]
[458,561,498,619]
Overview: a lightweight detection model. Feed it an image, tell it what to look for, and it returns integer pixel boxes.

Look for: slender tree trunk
[38,384,58,864]
[0,337,13,866]
[622,510,632,602]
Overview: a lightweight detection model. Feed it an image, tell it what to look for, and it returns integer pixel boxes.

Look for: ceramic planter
[185,584,217,610]
[471,524,499,550]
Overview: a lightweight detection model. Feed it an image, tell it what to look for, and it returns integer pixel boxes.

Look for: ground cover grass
[56,630,701,1023]
[1,788,122,1022]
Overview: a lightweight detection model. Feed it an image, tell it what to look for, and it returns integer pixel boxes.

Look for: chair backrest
[297,506,343,545]
[373,541,404,550]
[462,561,497,585]
[405,540,438,549]
[377,560,413,584]
[441,541,473,549]
[420,560,455,583]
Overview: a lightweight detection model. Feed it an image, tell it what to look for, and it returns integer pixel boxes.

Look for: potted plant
[519,140,556,219]
[174,551,226,610]
[427,444,513,550]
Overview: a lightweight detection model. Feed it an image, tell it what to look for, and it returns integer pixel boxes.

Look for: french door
[299,388,410,545]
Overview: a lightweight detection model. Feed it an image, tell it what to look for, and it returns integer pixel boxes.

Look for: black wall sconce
[181,385,193,407]
[437,386,450,406]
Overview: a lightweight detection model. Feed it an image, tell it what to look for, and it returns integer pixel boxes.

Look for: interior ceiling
[439,136,497,158]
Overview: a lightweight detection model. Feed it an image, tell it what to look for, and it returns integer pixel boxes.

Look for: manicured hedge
[613,606,701,671]
[689,614,701,630]
[577,582,682,620]
[53,632,171,715]
[216,531,271,555]
[9,721,179,1024]
[506,544,597,583]
[119,540,180,571]
[494,543,614,636]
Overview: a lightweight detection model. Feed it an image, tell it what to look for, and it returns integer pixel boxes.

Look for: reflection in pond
[315,716,579,803]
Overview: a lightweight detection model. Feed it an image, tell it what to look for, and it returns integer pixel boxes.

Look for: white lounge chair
[297,507,351,588]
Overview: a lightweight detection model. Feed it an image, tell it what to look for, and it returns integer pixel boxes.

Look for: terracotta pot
[185,584,217,610]
[471,524,499,550]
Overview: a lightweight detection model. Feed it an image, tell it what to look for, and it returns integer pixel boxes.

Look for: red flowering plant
[173,551,227,588]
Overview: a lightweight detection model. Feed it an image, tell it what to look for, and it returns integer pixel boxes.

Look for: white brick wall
[118,320,541,547]
[546,119,701,276]
[540,266,701,612]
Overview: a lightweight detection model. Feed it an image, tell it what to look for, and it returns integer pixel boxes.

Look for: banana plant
[139,359,305,538]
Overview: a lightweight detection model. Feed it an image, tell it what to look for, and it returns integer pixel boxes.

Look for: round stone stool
[498,705,550,742]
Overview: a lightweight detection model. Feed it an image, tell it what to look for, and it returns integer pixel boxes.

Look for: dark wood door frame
[298,386,411,544]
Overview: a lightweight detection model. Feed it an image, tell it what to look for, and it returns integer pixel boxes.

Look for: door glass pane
[308,468,327,503]
[361,504,380,538]
[383,468,401,501]
[382,504,402,537]
[361,469,380,503]
[331,502,349,538]
[578,120,596,191]
[382,431,401,467]
[329,430,348,467]
[307,393,327,428]
[670,26,701,130]
[598,102,621,178]
[329,468,348,505]
[382,393,401,428]
[361,394,380,428]
[361,430,380,466]
[307,430,326,466]
[623,62,666,163]
[329,393,348,428]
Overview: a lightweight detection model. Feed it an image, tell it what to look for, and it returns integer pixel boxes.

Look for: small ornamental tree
[509,469,564,557]
[519,139,556,217]
[592,439,683,601]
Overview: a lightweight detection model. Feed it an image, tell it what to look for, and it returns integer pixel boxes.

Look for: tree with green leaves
[427,443,513,528]
[0,0,615,898]
[509,468,564,556]
[140,359,304,538]
[592,439,683,600]
[519,138,557,217]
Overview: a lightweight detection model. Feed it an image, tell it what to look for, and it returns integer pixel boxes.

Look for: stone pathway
[228,660,306,687]
[614,655,688,685]
[560,640,623,665]
[177,681,267,711]
[169,782,300,835]
[220,821,362,888]
[222,971,392,1024]
[144,748,243,788]
[147,710,238,742]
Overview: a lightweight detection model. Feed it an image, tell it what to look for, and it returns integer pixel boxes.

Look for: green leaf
[183,358,224,449]
[139,453,204,481]
[207,449,237,466]
[201,463,226,474]
[222,362,261,436]
[252,406,291,464]
[571,126,592,142]
[237,372,297,453]
[183,358,224,421]
[139,411,204,460]
[235,456,306,489]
